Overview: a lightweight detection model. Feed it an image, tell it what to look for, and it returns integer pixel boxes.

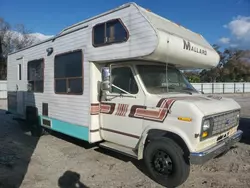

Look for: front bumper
[190,130,243,164]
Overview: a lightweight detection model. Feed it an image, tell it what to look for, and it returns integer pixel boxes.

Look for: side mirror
[101,67,111,91]
[101,80,110,91]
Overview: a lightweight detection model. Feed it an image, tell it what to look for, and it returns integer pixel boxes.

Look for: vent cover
[42,119,51,127]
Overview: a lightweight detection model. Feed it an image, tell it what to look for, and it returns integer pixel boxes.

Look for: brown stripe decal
[91,103,116,115]
[91,97,178,122]
[101,103,116,114]
[129,105,146,118]
[156,98,166,107]
[91,103,100,115]
[129,99,176,122]
[101,128,140,139]
[115,104,129,116]
[90,129,100,133]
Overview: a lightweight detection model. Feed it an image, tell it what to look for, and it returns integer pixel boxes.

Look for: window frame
[27,58,44,93]
[109,65,139,95]
[92,18,129,47]
[54,49,84,95]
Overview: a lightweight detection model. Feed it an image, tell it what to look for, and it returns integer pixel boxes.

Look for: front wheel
[144,137,190,188]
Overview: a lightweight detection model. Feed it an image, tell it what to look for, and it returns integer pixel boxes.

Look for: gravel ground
[0,95,250,188]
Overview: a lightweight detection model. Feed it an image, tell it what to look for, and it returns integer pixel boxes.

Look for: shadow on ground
[50,131,97,150]
[94,147,150,181]
[0,109,39,188]
[58,170,89,188]
[239,117,250,145]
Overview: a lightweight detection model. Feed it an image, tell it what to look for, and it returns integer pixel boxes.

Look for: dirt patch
[0,98,250,188]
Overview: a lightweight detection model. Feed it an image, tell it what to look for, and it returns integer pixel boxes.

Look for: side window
[93,19,128,47]
[18,64,22,80]
[93,23,105,45]
[111,67,138,94]
[54,50,83,95]
[106,20,128,43]
[27,59,44,92]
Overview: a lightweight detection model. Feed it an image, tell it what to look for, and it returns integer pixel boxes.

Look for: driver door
[100,65,145,148]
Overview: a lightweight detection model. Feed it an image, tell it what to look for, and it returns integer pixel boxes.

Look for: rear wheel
[144,137,190,188]
[26,107,48,137]
[29,121,51,137]
[30,123,42,137]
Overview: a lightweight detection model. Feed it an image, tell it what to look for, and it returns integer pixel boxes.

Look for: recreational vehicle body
[7,3,243,187]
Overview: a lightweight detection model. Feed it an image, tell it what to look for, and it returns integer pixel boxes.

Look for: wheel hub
[153,150,173,175]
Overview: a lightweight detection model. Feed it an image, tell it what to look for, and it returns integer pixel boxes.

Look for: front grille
[212,110,239,135]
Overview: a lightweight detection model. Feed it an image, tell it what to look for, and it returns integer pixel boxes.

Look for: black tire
[29,120,51,137]
[26,108,43,137]
[32,125,52,137]
[29,122,43,137]
[41,127,52,135]
[144,137,190,188]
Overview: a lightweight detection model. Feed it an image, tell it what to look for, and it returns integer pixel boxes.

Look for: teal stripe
[40,115,89,141]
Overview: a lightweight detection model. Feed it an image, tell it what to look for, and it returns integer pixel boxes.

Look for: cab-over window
[93,19,128,47]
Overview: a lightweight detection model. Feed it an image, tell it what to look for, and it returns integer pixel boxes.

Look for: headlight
[201,118,212,140]
[202,119,211,131]
[236,114,240,123]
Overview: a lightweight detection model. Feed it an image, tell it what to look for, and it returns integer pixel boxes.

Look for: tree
[197,45,250,83]
[0,18,37,80]
[183,71,201,83]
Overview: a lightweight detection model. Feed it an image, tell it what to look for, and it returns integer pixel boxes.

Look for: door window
[111,67,138,94]
[27,59,44,92]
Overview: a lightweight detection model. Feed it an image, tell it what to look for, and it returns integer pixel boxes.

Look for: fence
[0,81,7,99]
[191,82,250,94]
[0,81,250,98]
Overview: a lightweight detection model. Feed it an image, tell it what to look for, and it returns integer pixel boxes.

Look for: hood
[148,94,241,116]
[182,95,241,116]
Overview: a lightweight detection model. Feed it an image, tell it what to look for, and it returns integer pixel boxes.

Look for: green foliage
[184,72,201,83]
[0,17,36,80]
[184,46,250,83]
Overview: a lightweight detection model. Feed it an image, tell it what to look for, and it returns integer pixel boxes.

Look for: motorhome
[7,3,243,187]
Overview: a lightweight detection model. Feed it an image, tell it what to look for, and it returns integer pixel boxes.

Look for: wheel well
[145,129,190,156]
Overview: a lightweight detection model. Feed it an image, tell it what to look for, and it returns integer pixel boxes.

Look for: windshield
[137,64,198,94]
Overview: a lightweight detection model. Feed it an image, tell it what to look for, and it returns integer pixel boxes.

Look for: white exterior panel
[86,5,158,61]
[7,29,90,127]
[0,81,7,99]
[6,3,158,142]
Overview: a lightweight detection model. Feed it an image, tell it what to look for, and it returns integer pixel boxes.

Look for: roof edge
[8,2,137,56]
[60,2,137,34]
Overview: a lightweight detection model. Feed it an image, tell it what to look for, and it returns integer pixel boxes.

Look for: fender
[136,125,194,160]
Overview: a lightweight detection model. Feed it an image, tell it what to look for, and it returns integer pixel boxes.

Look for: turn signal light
[178,117,192,122]
[202,131,208,138]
